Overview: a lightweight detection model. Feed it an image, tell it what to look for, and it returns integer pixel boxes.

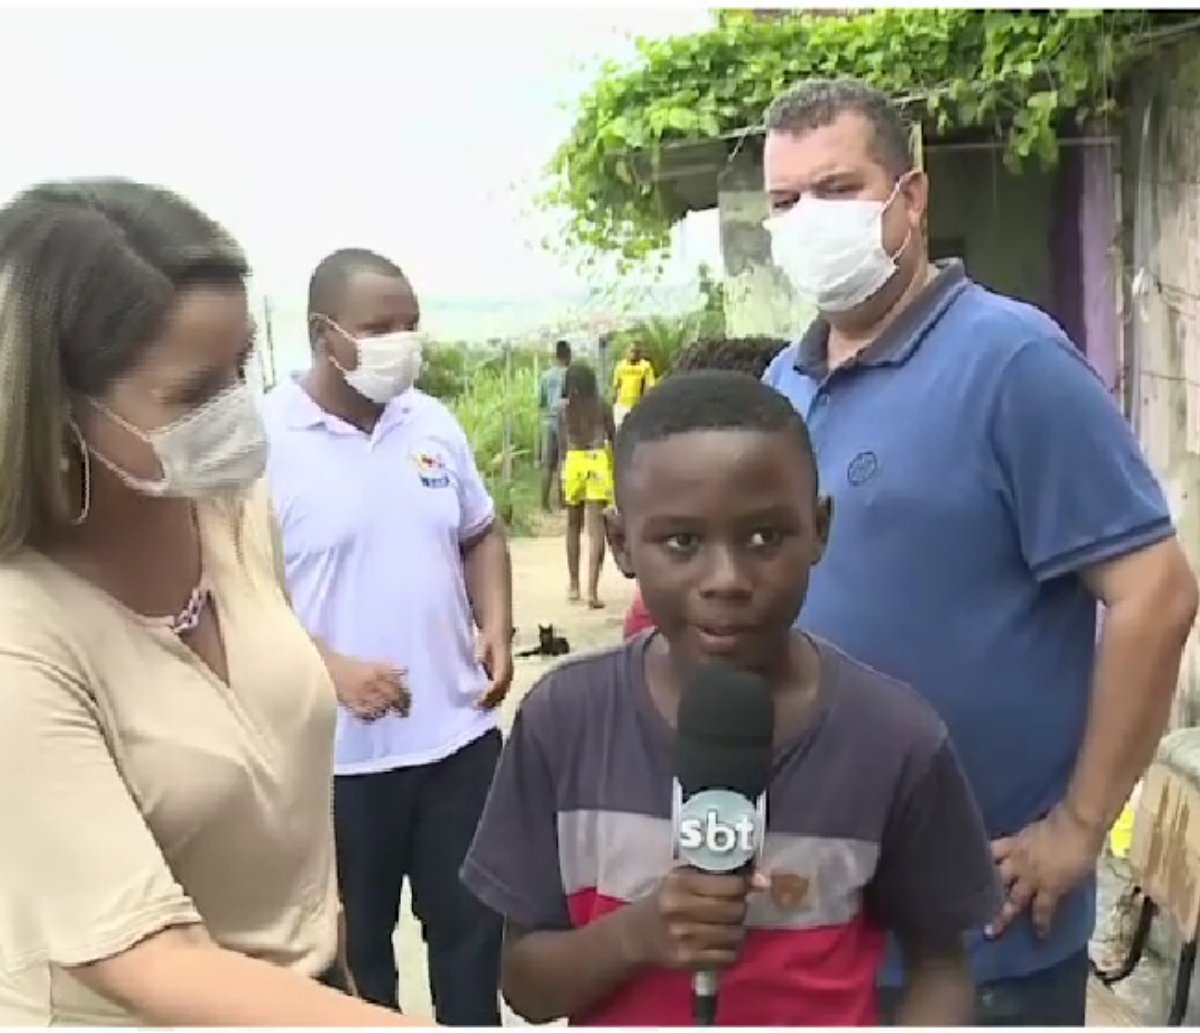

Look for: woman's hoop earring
[63,420,91,526]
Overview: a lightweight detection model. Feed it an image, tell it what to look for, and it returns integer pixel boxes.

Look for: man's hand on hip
[987,802,1104,940]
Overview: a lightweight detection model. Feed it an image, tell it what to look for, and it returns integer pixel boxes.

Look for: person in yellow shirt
[611,343,656,427]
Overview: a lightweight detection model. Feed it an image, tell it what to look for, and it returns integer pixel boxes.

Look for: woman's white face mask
[86,380,268,498]
[764,177,913,313]
[327,322,425,404]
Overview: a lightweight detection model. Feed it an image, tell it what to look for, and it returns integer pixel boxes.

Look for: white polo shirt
[262,379,496,775]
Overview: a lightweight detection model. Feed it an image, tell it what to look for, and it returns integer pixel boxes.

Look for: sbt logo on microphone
[675,788,763,872]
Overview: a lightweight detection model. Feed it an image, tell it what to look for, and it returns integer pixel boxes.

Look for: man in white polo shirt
[261,248,513,1024]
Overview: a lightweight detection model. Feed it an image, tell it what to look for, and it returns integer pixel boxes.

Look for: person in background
[0,179,420,1026]
[761,77,1199,1024]
[260,248,512,1025]
[462,371,998,1026]
[622,336,787,639]
[559,361,615,609]
[611,342,656,427]
[538,338,572,512]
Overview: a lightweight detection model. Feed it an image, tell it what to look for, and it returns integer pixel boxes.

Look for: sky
[0,3,721,338]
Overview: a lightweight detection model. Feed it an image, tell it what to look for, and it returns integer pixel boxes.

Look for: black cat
[515,624,571,659]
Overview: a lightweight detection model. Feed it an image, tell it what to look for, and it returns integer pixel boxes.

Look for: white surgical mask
[765,179,912,313]
[330,325,424,404]
[87,381,268,498]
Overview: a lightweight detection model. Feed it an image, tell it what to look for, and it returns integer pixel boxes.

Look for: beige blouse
[0,482,339,1025]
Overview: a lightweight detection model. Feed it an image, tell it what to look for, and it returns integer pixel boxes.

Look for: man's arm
[463,520,513,644]
[987,332,1197,935]
[445,408,514,646]
[1068,538,1197,834]
[990,335,1199,826]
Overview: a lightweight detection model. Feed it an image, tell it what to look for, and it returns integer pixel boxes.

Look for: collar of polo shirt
[795,259,970,380]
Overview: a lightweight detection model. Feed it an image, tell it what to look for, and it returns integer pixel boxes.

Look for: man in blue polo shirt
[761,77,1199,1024]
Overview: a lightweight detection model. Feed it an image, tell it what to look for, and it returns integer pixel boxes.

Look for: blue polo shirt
[764,261,1174,985]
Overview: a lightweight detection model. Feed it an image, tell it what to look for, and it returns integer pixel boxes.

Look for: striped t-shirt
[462,633,998,1026]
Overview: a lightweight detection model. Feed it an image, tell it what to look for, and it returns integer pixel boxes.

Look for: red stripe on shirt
[623,590,655,639]
[565,888,884,1026]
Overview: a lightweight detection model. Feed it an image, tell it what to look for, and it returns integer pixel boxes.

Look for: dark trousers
[878,948,1089,1026]
[334,730,503,1025]
[317,961,350,993]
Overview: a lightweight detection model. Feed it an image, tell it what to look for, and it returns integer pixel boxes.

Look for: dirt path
[390,529,635,1020]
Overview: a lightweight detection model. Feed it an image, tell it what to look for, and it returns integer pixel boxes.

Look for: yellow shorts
[562,448,614,507]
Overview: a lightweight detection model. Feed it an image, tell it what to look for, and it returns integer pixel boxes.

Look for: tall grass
[419,345,544,534]
[453,364,542,533]
[420,282,725,534]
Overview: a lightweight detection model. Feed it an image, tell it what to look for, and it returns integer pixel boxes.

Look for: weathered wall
[1123,34,1200,728]
[716,149,816,336]
[925,147,1056,312]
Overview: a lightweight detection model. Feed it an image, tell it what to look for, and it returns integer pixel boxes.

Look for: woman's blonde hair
[0,178,248,557]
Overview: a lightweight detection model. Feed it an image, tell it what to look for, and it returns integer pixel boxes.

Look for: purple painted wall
[1078,143,1120,395]
[1048,142,1119,397]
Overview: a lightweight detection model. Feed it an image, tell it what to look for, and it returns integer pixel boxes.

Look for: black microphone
[673,662,775,1027]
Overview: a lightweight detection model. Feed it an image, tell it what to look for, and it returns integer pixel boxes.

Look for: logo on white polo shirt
[412,450,451,489]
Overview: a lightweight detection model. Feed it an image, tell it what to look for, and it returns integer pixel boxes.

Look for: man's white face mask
[764,176,913,313]
[327,323,425,404]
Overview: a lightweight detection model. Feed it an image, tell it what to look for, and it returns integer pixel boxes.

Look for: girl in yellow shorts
[558,362,616,608]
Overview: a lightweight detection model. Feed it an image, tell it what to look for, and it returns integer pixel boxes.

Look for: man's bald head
[307,247,419,349]
[308,248,411,319]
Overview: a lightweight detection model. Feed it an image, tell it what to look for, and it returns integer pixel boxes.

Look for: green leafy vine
[545,9,1166,265]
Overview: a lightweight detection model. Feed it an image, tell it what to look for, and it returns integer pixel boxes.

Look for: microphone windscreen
[674,661,774,801]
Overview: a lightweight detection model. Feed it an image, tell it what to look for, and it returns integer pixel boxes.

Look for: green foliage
[418,343,543,404]
[426,302,724,531]
[546,9,1159,263]
[415,344,468,401]
[695,262,726,339]
[605,263,726,376]
[420,343,547,534]
[453,363,542,533]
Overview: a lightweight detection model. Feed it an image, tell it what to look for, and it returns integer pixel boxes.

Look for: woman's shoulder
[0,553,85,667]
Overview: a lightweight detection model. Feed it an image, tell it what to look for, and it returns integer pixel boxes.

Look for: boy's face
[609,427,831,674]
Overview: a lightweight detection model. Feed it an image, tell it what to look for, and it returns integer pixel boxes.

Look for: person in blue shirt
[538,339,572,512]
[760,76,1199,1025]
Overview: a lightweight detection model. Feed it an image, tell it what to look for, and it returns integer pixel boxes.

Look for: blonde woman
[0,179,421,1026]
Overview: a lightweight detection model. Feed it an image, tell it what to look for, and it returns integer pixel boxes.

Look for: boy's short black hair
[555,339,572,362]
[670,337,787,380]
[614,370,819,499]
